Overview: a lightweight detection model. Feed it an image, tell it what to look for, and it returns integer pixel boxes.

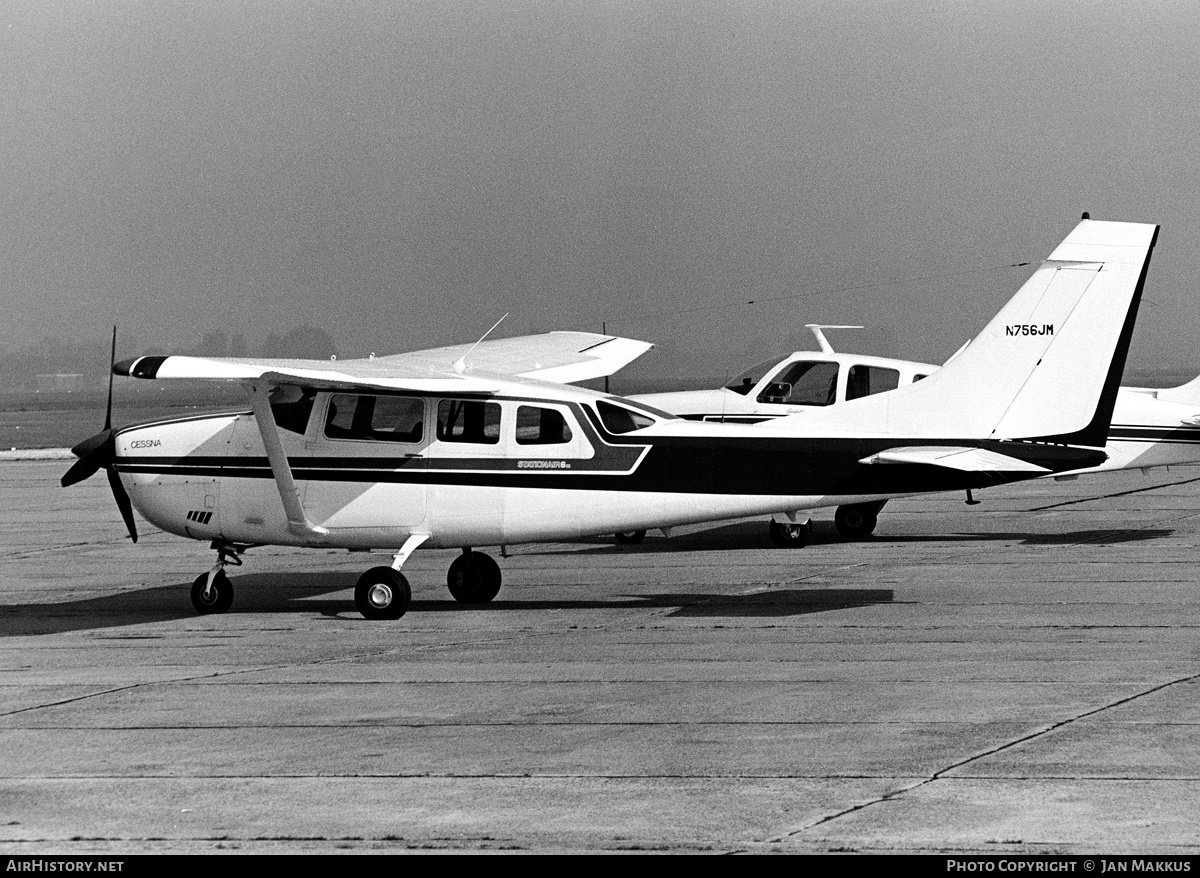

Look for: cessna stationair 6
[63,218,1157,620]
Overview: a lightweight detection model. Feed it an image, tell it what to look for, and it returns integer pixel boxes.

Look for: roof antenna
[454,313,509,374]
[805,324,863,354]
[1081,211,1090,220]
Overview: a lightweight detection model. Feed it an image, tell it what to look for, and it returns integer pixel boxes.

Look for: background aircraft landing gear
[834,501,887,539]
[615,530,646,545]
[355,567,412,620]
[191,570,233,614]
[769,518,810,548]
[447,549,502,603]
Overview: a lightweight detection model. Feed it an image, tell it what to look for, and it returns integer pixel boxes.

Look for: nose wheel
[189,541,244,614]
[191,570,233,614]
[768,518,811,548]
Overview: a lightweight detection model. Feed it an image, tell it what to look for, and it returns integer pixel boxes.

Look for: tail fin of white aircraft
[789,218,1159,445]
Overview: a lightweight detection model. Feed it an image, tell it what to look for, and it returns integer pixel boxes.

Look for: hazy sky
[4,1,1200,383]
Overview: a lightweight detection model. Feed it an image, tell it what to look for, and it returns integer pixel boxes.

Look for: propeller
[60,328,138,542]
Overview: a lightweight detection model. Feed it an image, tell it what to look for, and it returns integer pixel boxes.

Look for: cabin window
[270,386,316,435]
[325,394,425,443]
[516,406,573,445]
[597,400,656,434]
[725,356,784,395]
[437,399,501,444]
[846,365,901,401]
[913,374,928,382]
[757,361,839,406]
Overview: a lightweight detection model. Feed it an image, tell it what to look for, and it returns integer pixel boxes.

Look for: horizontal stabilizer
[859,446,1052,473]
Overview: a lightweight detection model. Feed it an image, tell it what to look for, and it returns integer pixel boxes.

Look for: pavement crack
[771,671,1200,843]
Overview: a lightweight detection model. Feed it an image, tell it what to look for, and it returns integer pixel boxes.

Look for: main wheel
[355,567,412,620]
[768,519,808,549]
[615,530,646,545]
[191,570,233,615]
[447,552,502,604]
[834,503,879,539]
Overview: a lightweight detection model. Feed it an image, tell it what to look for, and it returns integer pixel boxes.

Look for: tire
[615,530,646,545]
[191,570,233,615]
[355,567,412,620]
[834,503,880,539]
[768,519,808,549]
[447,552,502,604]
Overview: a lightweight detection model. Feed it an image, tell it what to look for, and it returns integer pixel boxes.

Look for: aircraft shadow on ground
[0,568,894,636]
[556,521,1174,554]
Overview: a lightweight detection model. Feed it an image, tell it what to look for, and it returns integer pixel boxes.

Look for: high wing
[113,331,653,392]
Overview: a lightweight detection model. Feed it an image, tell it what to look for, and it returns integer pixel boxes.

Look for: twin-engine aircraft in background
[63,218,1158,620]
[634,282,1199,545]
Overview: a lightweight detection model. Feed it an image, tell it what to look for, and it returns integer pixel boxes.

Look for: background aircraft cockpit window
[757,361,839,406]
[325,394,424,442]
[725,356,785,395]
[597,400,656,434]
[516,406,573,445]
[437,399,501,444]
[269,385,316,435]
[846,365,901,401]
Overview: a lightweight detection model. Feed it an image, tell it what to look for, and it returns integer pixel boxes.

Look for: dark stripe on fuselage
[115,434,1105,497]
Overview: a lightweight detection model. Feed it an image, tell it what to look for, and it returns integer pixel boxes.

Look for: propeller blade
[69,428,113,461]
[60,430,115,487]
[104,326,116,432]
[106,466,138,543]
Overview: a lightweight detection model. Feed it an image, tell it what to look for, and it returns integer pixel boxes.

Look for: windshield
[724,355,785,395]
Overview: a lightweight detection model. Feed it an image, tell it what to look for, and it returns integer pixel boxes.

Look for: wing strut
[246,381,330,543]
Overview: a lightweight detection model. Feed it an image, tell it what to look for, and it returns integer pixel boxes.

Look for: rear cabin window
[597,400,656,434]
[846,365,901,401]
[516,406,573,445]
[325,394,425,443]
[437,399,501,444]
[270,386,316,435]
[757,361,839,406]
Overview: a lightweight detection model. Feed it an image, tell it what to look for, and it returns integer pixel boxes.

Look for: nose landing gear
[190,541,244,614]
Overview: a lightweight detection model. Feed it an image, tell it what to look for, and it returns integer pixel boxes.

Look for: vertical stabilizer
[784,219,1159,443]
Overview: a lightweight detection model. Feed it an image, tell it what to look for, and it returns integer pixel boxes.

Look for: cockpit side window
[325,394,425,443]
[270,385,316,435]
[597,400,656,434]
[757,361,839,406]
[846,365,900,401]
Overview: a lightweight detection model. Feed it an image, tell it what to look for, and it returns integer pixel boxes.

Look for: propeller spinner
[60,328,138,542]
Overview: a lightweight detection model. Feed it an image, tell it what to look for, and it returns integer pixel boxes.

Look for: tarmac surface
[2,459,1200,855]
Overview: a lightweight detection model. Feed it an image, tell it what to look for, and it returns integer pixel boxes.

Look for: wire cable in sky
[602,259,1034,328]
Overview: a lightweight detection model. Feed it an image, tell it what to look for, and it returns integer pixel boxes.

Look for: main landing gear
[833,501,887,540]
[187,539,504,621]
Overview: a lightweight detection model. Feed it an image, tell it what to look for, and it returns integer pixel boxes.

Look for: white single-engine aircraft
[63,218,1157,620]
[634,272,1198,543]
